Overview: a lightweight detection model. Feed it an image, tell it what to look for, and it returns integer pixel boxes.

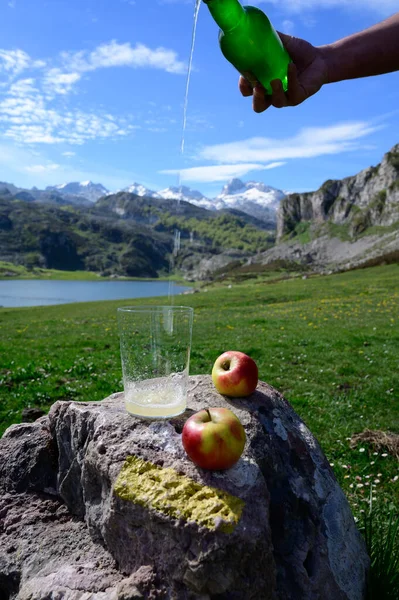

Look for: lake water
[0,280,191,308]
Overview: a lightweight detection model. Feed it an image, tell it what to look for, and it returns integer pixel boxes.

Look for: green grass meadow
[0,260,185,282]
[1,264,398,519]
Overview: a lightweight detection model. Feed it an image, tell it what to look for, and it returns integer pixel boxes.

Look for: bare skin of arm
[240,12,399,113]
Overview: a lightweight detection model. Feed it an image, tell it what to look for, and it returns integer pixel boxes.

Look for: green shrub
[387,151,399,170]
[369,190,387,215]
[351,210,372,235]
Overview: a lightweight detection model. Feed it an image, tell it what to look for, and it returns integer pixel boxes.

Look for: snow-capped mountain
[118,179,285,222]
[122,183,162,199]
[46,181,109,203]
[46,177,285,221]
[214,179,285,222]
[157,186,213,208]
[217,179,284,208]
[158,180,285,222]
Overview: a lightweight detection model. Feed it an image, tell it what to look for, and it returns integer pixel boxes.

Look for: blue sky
[0,0,398,197]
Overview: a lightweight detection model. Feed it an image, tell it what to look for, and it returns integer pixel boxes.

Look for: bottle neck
[203,0,245,33]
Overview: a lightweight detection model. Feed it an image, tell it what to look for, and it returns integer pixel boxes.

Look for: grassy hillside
[282,218,399,245]
[0,261,186,281]
[0,193,275,279]
[0,261,118,280]
[0,197,172,277]
[156,213,274,252]
[1,263,398,518]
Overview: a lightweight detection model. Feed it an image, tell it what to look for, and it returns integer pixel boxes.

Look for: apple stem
[205,408,212,420]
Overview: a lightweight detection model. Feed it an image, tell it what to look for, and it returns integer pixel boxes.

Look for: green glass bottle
[203,0,290,95]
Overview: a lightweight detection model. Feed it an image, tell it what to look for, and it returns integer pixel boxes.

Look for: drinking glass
[117,306,194,419]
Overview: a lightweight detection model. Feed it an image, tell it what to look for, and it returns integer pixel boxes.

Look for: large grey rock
[0,376,369,599]
[0,419,57,495]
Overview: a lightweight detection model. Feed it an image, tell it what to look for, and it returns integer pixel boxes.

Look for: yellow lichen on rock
[114,456,245,533]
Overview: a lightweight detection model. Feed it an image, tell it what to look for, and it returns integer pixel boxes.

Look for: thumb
[277,31,297,54]
[277,31,297,62]
[277,31,316,65]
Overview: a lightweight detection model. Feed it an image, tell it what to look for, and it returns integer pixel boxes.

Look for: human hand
[239,33,329,112]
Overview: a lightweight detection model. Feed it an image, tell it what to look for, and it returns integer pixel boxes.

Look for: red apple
[182,407,246,470]
[212,351,258,397]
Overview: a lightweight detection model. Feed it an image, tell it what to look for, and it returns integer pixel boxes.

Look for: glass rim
[117,305,194,314]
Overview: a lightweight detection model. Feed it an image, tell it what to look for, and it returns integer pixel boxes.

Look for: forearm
[320,13,399,84]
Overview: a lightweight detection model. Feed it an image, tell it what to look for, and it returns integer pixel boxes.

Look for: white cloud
[0,49,31,75]
[0,39,185,99]
[1,40,181,146]
[259,0,398,15]
[43,69,82,96]
[264,161,286,169]
[8,78,38,96]
[62,151,76,157]
[0,50,45,80]
[0,39,186,150]
[24,163,60,173]
[163,120,381,183]
[0,74,135,145]
[199,122,380,164]
[61,40,186,76]
[161,162,285,183]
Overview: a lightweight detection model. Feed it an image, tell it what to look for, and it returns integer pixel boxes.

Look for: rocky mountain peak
[243,143,399,274]
[46,181,109,203]
[158,185,210,202]
[123,183,161,198]
[220,178,246,196]
[277,143,399,241]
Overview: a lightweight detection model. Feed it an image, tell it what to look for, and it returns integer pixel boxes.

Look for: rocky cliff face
[277,145,399,240]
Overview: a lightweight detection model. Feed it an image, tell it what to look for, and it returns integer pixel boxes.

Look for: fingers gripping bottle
[203,0,290,94]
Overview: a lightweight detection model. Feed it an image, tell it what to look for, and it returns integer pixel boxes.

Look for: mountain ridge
[277,144,399,239]
[0,187,275,279]
[1,144,398,280]
[246,143,399,273]
[46,181,109,203]
[120,178,285,224]
[0,178,286,224]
